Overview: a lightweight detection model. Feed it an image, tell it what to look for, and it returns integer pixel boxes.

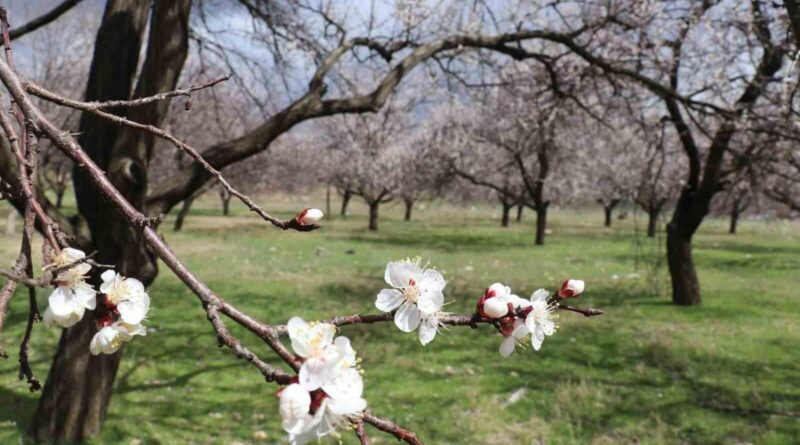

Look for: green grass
[0,195,798,445]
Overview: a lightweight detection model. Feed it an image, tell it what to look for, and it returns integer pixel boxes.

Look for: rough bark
[647,208,659,238]
[534,205,547,246]
[403,198,413,221]
[666,223,701,305]
[174,195,195,232]
[516,204,523,222]
[501,202,512,227]
[368,201,379,231]
[31,1,191,441]
[222,196,230,216]
[219,188,231,216]
[340,190,352,216]
[729,210,739,234]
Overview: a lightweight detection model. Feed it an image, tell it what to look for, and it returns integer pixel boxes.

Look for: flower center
[403,281,420,303]
[107,281,134,305]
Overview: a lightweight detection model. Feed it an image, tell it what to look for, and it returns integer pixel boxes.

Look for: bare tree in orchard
[447,64,585,245]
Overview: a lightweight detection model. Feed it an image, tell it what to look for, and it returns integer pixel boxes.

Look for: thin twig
[24,80,318,232]
[355,420,371,445]
[362,412,424,445]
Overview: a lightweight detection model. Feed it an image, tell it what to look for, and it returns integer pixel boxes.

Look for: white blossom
[89,322,146,355]
[44,248,96,328]
[375,258,445,339]
[281,321,367,444]
[100,270,150,325]
[524,289,558,351]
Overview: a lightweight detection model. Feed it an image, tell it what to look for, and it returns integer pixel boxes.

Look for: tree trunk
[666,223,701,305]
[647,208,659,238]
[604,206,613,227]
[501,203,512,227]
[534,206,547,245]
[516,204,523,222]
[340,190,352,216]
[173,195,195,232]
[4,208,17,235]
[325,184,331,220]
[32,1,191,441]
[222,196,230,216]
[368,201,379,231]
[729,209,739,234]
[403,199,413,221]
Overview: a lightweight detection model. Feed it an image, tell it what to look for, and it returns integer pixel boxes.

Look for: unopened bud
[297,208,324,226]
[482,297,510,318]
[558,279,585,298]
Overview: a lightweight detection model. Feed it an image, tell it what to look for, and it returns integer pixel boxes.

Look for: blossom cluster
[279,317,366,445]
[41,248,151,355]
[476,280,583,357]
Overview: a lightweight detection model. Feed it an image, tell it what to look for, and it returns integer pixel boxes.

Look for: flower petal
[530,288,549,303]
[118,295,149,325]
[375,288,404,312]
[417,289,443,315]
[500,336,516,357]
[421,268,446,292]
[532,328,545,351]
[287,317,311,357]
[279,383,311,421]
[418,316,438,345]
[298,358,326,391]
[327,395,367,416]
[385,261,422,288]
[394,302,420,332]
[48,287,76,316]
[541,318,555,336]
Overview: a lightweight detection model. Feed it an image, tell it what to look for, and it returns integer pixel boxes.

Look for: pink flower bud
[558,279,585,298]
[297,208,324,226]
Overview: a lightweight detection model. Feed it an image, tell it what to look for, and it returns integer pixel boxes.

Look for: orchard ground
[1,195,798,445]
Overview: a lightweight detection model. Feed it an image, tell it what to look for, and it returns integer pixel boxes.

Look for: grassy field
[0,195,798,445]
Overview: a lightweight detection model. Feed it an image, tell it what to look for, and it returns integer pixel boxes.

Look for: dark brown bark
[501,202,512,227]
[31,1,191,441]
[340,190,352,216]
[368,201,379,231]
[222,196,231,216]
[403,198,413,221]
[515,204,523,222]
[174,195,195,232]
[729,210,739,234]
[647,208,659,238]
[534,205,547,246]
[666,223,701,305]
[785,0,800,49]
[601,199,620,227]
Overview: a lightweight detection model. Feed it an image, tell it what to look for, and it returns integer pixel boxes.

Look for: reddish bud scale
[498,315,516,337]
[297,208,310,225]
[95,312,113,328]
[309,389,328,414]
